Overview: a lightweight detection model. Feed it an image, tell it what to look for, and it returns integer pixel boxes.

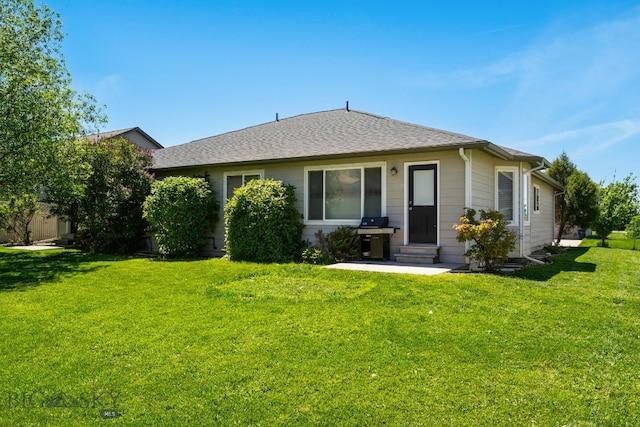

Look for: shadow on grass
[515,247,596,282]
[0,250,112,292]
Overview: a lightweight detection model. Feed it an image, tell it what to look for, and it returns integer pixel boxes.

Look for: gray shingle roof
[152,109,541,170]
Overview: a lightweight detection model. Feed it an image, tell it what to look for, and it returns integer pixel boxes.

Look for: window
[305,163,384,222]
[224,170,263,200]
[533,184,541,213]
[496,167,519,224]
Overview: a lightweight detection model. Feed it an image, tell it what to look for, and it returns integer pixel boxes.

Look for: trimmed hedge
[143,176,219,258]
[224,179,304,263]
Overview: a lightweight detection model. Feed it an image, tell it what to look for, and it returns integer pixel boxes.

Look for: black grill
[357,217,395,260]
[359,216,389,229]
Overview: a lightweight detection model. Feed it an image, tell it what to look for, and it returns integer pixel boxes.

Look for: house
[152,108,562,264]
[86,127,164,150]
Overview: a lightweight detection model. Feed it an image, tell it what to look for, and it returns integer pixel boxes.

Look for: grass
[1,247,639,425]
[581,231,639,250]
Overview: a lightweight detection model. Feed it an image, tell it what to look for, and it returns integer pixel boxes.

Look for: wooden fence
[0,204,63,244]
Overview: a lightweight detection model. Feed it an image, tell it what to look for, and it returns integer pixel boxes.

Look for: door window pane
[414,169,435,206]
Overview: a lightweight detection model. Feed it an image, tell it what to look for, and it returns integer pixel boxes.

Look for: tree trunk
[555,218,566,245]
[555,193,568,245]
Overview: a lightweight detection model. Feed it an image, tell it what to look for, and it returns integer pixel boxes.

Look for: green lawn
[1,247,639,426]
[581,231,639,250]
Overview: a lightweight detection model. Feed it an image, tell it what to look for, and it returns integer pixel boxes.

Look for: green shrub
[224,179,304,263]
[143,176,219,258]
[455,208,518,272]
[300,247,335,265]
[300,230,336,265]
[327,226,360,262]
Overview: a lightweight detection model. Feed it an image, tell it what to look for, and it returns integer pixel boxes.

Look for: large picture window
[496,167,519,224]
[306,164,383,222]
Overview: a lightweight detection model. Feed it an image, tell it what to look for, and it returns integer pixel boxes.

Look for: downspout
[459,148,471,255]
[519,162,525,259]
[459,148,471,207]
[522,162,547,265]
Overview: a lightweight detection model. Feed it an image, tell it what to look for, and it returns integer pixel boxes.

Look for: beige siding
[529,176,555,251]
[470,149,495,211]
[125,131,160,150]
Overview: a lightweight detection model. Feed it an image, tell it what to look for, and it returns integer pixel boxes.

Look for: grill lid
[359,216,389,228]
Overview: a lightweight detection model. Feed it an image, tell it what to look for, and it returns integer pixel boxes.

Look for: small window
[224,170,264,200]
[496,167,519,224]
[533,185,541,213]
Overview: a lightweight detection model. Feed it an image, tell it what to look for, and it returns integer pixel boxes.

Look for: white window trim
[495,166,520,226]
[223,169,264,202]
[533,184,541,214]
[304,161,386,225]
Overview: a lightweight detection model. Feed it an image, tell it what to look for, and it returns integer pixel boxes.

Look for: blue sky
[45,0,640,184]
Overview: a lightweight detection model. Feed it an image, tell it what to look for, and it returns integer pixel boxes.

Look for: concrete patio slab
[325,261,464,276]
[4,243,65,251]
[558,239,583,248]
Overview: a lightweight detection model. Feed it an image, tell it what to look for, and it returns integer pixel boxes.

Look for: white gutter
[459,148,471,255]
[526,162,546,175]
[459,148,471,207]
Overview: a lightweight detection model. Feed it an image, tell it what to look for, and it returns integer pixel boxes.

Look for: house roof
[152,108,549,171]
[87,127,164,149]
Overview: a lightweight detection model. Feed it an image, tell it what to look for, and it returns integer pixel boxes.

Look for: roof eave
[151,140,492,172]
[532,170,564,190]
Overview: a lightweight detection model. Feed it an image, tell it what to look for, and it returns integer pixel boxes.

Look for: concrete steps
[395,245,440,264]
[53,233,75,249]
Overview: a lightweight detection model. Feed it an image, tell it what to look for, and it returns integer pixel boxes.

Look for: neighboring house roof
[87,127,163,150]
[152,108,551,173]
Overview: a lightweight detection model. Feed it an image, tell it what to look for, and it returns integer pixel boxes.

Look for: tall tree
[592,174,640,247]
[547,152,576,244]
[0,0,103,198]
[565,170,599,231]
[48,137,154,254]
